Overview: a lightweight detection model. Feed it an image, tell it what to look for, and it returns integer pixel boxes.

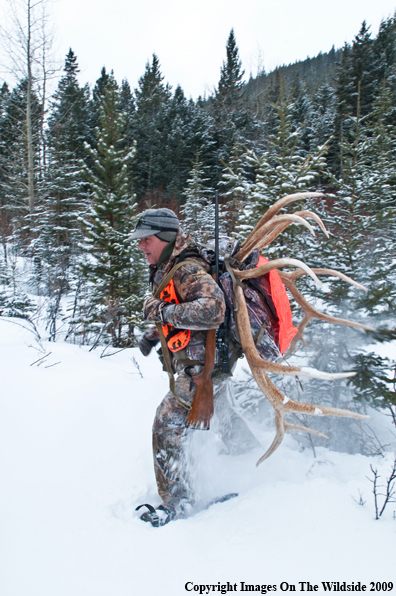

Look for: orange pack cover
[257,256,298,354]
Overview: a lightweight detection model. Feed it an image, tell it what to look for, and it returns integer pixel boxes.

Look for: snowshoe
[206,493,238,508]
[135,503,175,527]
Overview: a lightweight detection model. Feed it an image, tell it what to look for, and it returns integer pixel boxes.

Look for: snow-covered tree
[76,77,145,347]
[180,152,216,241]
[47,49,91,162]
[132,54,172,200]
[313,83,396,312]
[0,78,42,254]
[215,28,245,113]
[222,90,329,254]
[25,51,91,338]
[211,29,249,176]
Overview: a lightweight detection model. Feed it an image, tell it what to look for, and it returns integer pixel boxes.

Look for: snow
[1,317,395,596]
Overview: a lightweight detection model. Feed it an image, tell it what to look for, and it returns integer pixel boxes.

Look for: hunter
[132,208,261,527]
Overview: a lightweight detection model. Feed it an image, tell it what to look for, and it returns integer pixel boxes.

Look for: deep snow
[1,317,395,596]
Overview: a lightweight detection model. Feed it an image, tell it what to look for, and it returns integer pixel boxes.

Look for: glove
[143,296,170,323]
[138,328,160,356]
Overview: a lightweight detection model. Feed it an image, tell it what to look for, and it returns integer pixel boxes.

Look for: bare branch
[378,458,396,517]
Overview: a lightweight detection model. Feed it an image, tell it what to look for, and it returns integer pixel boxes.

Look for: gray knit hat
[130,208,180,242]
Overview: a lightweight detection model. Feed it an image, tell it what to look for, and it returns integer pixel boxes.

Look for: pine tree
[77,77,145,347]
[215,29,245,112]
[27,50,91,338]
[1,79,41,248]
[324,84,396,310]
[47,49,91,162]
[212,29,249,177]
[89,67,112,139]
[372,16,396,84]
[133,54,172,201]
[309,84,337,169]
[119,79,136,200]
[159,86,191,199]
[336,22,378,119]
[333,22,384,174]
[184,97,217,188]
[219,141,251,235]
[291,75,312,155]
[224,89,329,252]
[180,152,215,241]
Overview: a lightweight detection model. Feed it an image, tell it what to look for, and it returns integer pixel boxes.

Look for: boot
[135,503,175,527]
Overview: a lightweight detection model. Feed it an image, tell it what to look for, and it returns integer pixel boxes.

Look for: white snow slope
[1,317,395,596]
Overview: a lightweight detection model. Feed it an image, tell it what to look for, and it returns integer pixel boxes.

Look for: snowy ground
[1,317,395,596]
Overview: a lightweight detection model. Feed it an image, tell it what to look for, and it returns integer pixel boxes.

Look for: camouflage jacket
[145,229,225,366]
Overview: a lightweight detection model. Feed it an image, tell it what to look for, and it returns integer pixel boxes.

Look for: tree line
[1,6,396,444]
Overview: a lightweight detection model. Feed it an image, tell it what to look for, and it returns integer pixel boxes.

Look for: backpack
[178,236,298,373]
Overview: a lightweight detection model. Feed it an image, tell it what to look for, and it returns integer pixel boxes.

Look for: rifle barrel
[215,189,219,283]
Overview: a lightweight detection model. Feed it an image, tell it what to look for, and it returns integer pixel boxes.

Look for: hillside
[1,317,395,596]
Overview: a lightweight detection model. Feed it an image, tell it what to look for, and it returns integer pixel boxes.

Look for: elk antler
[234,192,326,261]
[230,193,371,464]
[279,269,374,358]
[254,210,329,252]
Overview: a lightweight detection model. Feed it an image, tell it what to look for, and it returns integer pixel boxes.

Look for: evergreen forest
[1,8,396,453]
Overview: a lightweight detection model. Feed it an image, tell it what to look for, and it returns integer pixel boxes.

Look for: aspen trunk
[26,0,35,214]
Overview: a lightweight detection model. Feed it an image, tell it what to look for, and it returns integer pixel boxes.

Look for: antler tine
[282,312,313,358]
[235,215,318,261]
[238,210,329,256]
[233,285,369,465]
[246,191,326,234]
[287,267,368,291]
[238,191,326,251]
[235,257,325,289]
[235,285,356,379]
[255,396,330,465]
[279,271,374,330]
[294,211,329,237]
[254,223,294,251]
[280,269,371,358]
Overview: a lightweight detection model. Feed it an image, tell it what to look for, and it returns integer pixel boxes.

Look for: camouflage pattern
[220,273,280,362]
[144,229,259,516]
[146,229,226,367]
[153,369,260,516]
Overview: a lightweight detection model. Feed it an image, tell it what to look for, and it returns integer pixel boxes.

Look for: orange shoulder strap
[160,278,191,353]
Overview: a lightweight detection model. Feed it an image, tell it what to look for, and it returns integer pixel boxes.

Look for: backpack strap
[154,259,206,298]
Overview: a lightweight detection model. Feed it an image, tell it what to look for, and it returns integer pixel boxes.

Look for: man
[131,208,260,527]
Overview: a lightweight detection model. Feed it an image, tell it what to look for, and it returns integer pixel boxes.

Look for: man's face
[138,235,168,265]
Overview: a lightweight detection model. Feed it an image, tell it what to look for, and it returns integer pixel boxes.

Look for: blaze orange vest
[257,256,298,354]
[160,278,191,352]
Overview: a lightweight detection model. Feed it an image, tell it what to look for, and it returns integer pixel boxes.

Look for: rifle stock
[185,328,216,429]
[186,189,220,430]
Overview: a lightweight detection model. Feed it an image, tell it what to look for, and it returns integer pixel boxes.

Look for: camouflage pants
[152,370,260,516]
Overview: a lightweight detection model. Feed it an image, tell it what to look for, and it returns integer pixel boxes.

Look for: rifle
[185,328,216,429]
